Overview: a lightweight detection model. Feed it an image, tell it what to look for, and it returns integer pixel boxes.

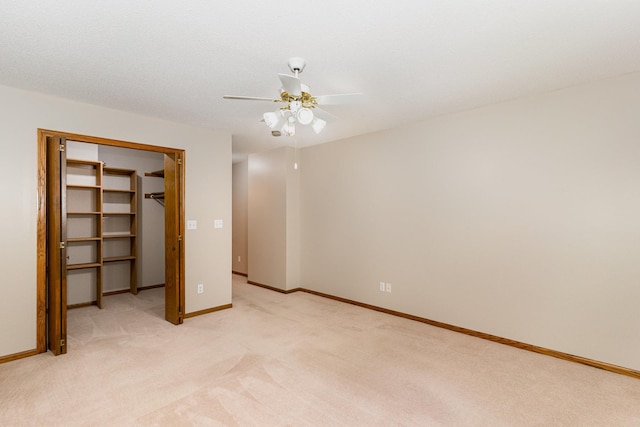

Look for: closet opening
[37,130,185,355]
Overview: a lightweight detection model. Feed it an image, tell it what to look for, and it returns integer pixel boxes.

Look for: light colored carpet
[1,274,640,426]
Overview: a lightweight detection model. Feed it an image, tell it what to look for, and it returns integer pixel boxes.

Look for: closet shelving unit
[65,159,138,308]
[66,159,104,308]
[103,166,138,296]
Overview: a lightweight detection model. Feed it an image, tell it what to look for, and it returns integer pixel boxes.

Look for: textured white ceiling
[2,1,640,161]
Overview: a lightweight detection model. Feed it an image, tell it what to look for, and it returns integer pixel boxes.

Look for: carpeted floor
[1,274,640,426]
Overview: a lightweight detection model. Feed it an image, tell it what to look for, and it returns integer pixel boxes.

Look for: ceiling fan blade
[278,74,302,96]
[314,93,364,105]
[313,107,338,122]
[223,95,280,102]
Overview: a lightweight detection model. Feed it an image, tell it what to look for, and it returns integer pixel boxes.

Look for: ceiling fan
[223,57,363,136]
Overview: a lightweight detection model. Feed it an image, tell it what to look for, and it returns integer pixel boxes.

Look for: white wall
[248,148,287,289]
[67,141,99,161]
[0,84,232,358]
[285,148,301,290]
[247,146,300,291]
[300,72,640,371]
[232,161,248,275]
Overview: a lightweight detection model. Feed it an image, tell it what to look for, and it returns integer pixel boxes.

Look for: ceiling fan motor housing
[288,57,306,73]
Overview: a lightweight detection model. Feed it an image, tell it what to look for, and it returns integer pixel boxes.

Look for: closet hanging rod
[145,192,165,207]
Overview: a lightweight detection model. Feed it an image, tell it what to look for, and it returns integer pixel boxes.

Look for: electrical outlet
[197,283,204,294]
[385,283,392,293]
[379,282,385,292]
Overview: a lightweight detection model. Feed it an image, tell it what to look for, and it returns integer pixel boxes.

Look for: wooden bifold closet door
[164,152,184,325]
[46,135,67,355]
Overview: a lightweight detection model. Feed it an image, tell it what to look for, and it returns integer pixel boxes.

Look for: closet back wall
[66,142,164,300]
[99,145,165,291]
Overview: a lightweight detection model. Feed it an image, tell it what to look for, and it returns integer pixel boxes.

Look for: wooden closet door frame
[36,129,186,354]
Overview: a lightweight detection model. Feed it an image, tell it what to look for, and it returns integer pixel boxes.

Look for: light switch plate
[214,219,223,229]
[187,220,197,230]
